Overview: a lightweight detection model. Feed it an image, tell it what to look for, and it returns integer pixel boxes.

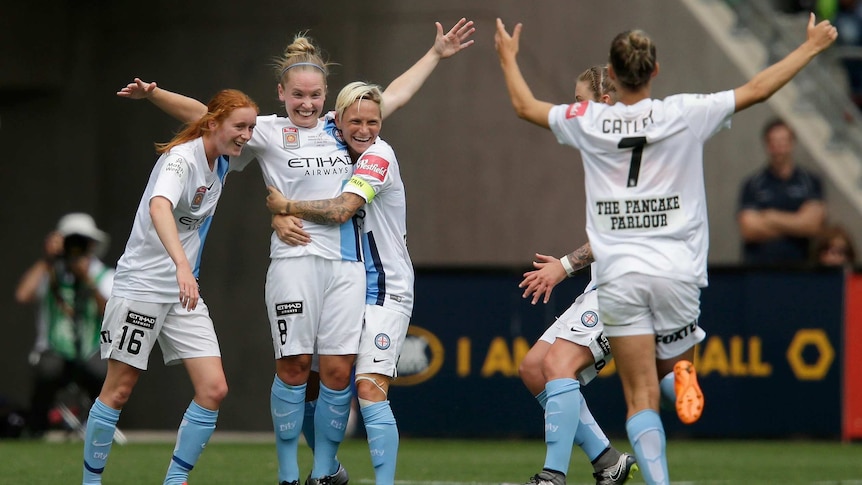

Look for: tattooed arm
[519,242,594,305]
[266,186,364,225]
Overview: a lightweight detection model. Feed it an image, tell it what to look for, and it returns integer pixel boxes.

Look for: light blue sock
[303,400,317,452]
[659,372,676,411]
[573,393,610,461]
[535,389,548,409]
[272,377,306,483]
[542,378,581,475]
[311,383,352,478]
[626,409,668,485]
[82,398,120,485]
[163,401,218,485]
[360,401,399,485]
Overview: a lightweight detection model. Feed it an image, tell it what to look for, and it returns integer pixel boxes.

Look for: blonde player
[265,82,412,485]
[496,13,837,485]
[81,90,258,485]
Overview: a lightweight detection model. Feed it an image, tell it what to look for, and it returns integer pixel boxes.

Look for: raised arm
[494,19,554,128]
[117,78,208,123]
[266,186,364,225]
[519,242,594,305]
[734,13,837,112]
[381,18,476,119]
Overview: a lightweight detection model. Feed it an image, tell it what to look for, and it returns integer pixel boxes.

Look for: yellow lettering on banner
[481,337,516,377]
[729,336,748,375]
[786,329,834,380]
[457,337,471,377]
[748,337,772,376]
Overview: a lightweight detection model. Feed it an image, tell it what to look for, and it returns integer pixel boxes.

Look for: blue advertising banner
[390,268,844,439]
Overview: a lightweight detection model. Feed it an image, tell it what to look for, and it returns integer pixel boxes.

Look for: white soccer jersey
[231,113,361,262]
[112,137,227,303]
[343,138,414,316]
[549,91,735,287]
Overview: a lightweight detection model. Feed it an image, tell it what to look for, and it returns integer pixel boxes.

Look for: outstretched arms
[381,18,476,119]
[734,13,837,112]
[494,19,554,128]
[117,78,208,123]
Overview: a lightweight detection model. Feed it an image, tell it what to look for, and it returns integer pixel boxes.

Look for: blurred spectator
[14,213,113,437]
[813,224,857,267]
[738,118,827,266]
[817,0,862,109]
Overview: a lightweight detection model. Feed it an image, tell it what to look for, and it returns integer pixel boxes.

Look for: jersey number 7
[618,136,648,188]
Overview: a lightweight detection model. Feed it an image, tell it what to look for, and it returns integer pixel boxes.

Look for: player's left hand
[494,18,522,61]
[519,253,567,305]
[434,18,476,59]
[117,77,156,99]
[272,214,310,246]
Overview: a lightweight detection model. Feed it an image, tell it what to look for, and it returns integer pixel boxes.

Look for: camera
[62,234,92,260]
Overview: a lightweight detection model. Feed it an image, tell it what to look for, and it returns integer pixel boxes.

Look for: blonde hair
[155,89,258,154]
[609,30,657,91]
[577,65,617,102]
[334,81,384,119]
[273,33,332,85]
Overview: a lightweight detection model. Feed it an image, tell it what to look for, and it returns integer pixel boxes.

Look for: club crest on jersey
[282,127,300,149]
[191,186,207,211]
[581,310,598,328]
[354,155,389,182]
[565,101,589,119]
[275,301,303,316]
[374,333,391,350]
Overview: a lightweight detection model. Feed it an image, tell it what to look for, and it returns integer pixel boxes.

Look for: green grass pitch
[1,436,861,484]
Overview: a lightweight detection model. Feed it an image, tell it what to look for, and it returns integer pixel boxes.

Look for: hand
[272,214,311,246]
[176,265,199,311]
[433,18,476,59]
[44,231,63,261]
[117,77,157,99]
[494,18,522,62]
[518,253,567,305]
[266,185,289,215]
[805,13,838,55]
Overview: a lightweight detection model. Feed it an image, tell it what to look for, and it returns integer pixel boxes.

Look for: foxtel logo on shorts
[565,101,588,119]
[354,155,389,182]
[125,311,156,329]
[276,301,303,316]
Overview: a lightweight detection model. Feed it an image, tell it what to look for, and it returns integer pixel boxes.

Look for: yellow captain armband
[347,176,376,203]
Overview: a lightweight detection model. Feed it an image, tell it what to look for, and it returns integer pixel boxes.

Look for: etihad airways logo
[354,155,389,182]
[125,311,156,329]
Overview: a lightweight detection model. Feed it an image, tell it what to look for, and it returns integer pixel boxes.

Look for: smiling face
[278,68,326,128]
[208,106,257,158]
[336,98,382,159]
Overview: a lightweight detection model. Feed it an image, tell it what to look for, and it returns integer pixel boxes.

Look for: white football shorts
[355,305,410,378]
[265,255,364,358]
[100,296,221,370]
[598,273,706,359]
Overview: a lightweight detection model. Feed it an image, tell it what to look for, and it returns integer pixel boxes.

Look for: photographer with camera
[15,213,114,438]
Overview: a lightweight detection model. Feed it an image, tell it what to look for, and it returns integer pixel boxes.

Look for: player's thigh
[356,305,410,378]
[650,277,706,360]
[158,300,221,366]
[100,297,171,371]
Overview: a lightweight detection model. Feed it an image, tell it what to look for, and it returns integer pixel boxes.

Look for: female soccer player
[496,13,837,485]
[81,89,258,485]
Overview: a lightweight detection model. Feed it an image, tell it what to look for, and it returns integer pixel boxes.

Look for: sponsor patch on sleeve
[565,101,589,119]
[275,301,303,316]
[163,156,188,180]
[354,155,389,182]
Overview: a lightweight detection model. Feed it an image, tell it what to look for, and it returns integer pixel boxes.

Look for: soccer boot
[305,463,349,485]
[674,359,704,424]
[524,469,566,485]
[593,453,637,485]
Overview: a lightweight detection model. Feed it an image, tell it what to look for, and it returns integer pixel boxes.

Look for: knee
[320,363,353,390]
[276,357,311,386]
[100,383,134,409]
[197,379,228,408]
[355,375,389,402]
